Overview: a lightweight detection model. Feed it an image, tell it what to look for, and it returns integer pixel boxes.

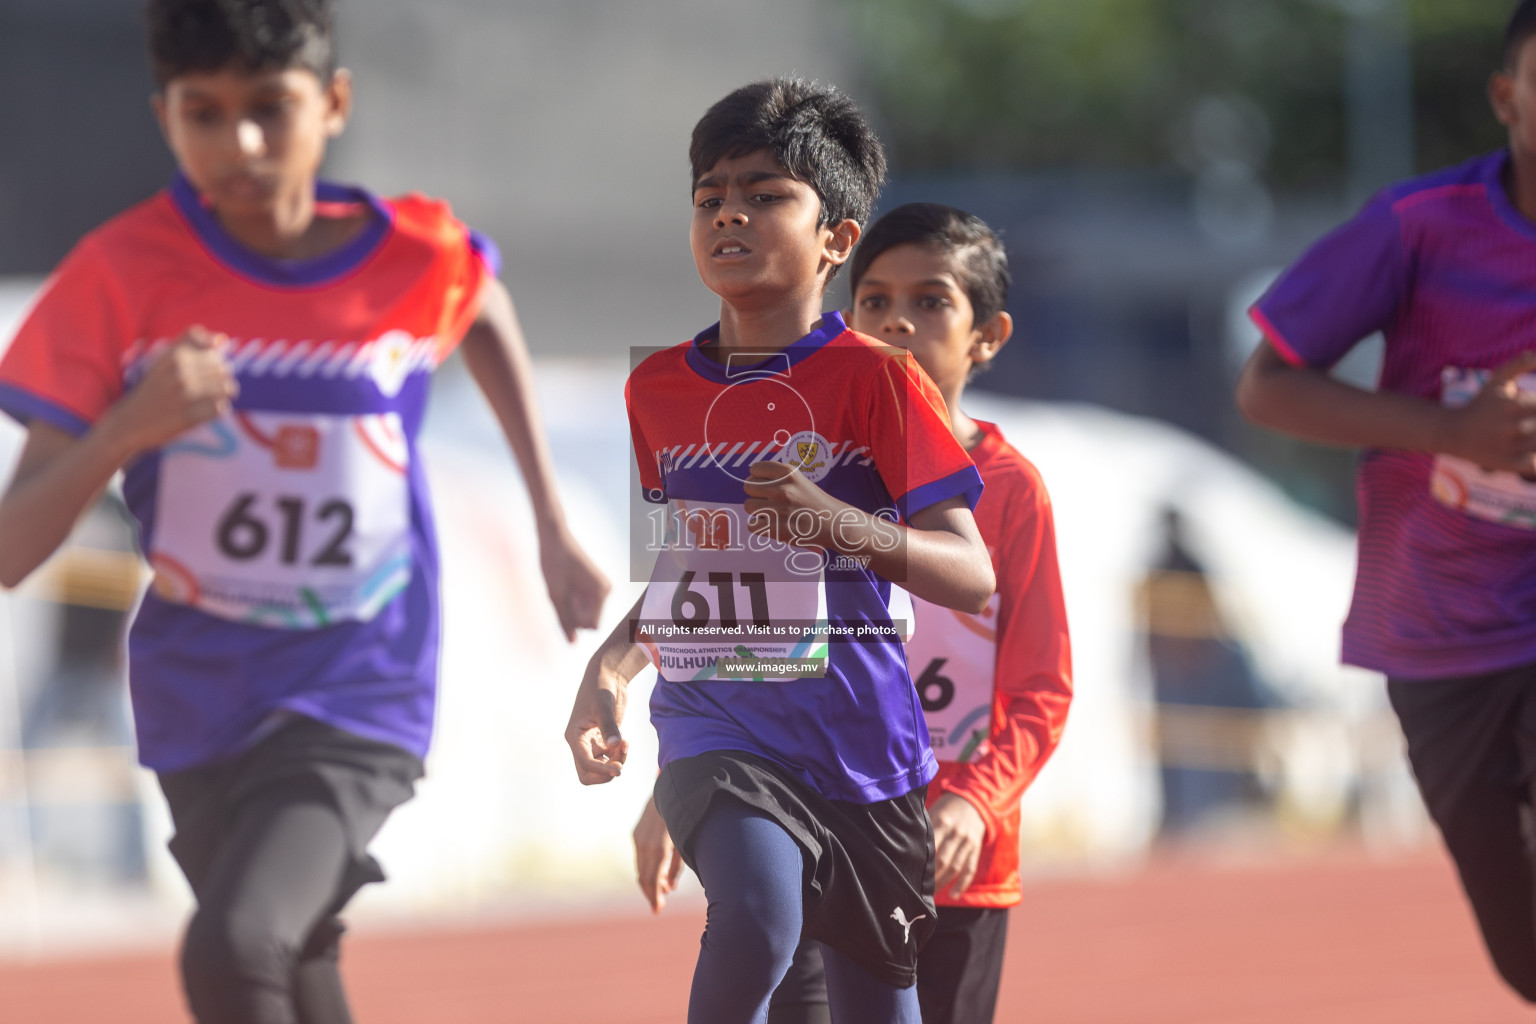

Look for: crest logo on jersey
[778,430,832,483]
[369,330,417,398]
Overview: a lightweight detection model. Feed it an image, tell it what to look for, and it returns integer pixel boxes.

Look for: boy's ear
[969,311,1013,368]
[822,218,862,268]
[1491,69,1517,128]
[324,68,354,138]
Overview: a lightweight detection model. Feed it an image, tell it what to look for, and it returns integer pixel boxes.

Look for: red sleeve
[387,195,496,364]
[625,372,665,503]
[935,468,1073,836]
[0,237,133,436]
[862,348,982,520]
[435,247,493,364]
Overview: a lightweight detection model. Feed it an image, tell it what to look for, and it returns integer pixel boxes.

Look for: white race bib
[149,410,413,628]
[1430,367,1536,530]
[904,590,999,764]
[637,501,828,681]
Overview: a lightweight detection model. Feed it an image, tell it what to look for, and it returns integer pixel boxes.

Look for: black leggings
[160,719,420,1024]
[179,782,366,1023]
[1389,663,1536,1004]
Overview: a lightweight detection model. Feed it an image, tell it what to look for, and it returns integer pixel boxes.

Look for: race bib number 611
[636,501,829,681]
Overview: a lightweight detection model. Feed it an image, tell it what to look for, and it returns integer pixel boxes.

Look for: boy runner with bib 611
[633,203,1073,1024]
[565,79,995,1024]
[0,2,608,1021]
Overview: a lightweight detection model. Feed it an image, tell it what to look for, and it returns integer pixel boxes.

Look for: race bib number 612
[149,410,414,628]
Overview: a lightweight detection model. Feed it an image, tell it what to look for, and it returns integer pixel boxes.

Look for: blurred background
[0,0,1527,1019]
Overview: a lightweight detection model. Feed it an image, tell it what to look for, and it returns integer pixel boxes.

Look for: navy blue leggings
[688,798,920,1024]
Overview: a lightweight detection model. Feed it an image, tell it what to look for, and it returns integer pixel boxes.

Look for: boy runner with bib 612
[565,79,995,1024]
[632,203,1073,1024]
[0,2,608,1021]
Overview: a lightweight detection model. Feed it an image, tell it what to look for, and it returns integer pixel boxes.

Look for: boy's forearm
[744,471,989,610]
[594,592,651,682]
[461,281,568,539]
[598,625,652,683]
[953,583,1072,827]
[784,498,991,611]
[854,501,993,613]
[944,682,1070,832]
[939,727,1040,839]
[0,420,136,588]
[1236,343,1449,453]
[876,525,994,614]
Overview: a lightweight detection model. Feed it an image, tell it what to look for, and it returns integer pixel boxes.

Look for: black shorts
[158,715,424,907]
[1385,663,1536,1001]
[655,749,936,988]
[1386,665,1536,821]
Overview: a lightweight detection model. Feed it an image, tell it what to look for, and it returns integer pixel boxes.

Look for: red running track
[1,846,1528,1023]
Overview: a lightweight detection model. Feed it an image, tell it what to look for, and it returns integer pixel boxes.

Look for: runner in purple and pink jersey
[1248,147,1536,678]
[1237,1,1536,1003]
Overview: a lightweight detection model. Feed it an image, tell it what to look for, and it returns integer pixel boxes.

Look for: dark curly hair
[850,203,1011,328]
[145,0,336,87]
[1507,0,1536,70]
[690,77,887,236]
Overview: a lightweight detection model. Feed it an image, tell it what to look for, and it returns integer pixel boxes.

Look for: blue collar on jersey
[685,310,847,384]
[1482,148,1536,244]
[168,172,394,288]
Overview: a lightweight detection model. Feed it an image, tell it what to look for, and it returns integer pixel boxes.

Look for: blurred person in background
[0,0,608,1020]
[1142,509,1277,836]
[1236,0,1536,1003]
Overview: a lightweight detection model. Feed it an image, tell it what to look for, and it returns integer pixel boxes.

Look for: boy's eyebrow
[693,169,795,191]
[174,83,222,102]
[857,275,960,291]
[174,75,299,104]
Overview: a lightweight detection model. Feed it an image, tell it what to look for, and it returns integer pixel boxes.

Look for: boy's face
[1491,37,1536,159]
[690,149,858,307]
[153,66,351,220]
[850,243,1010,397]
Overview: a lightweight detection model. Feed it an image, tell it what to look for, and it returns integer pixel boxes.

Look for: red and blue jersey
[1251,149,1536,679]
[0,173,495,771]
[627,312,984,804]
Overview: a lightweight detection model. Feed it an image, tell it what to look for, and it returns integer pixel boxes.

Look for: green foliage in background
[840,0,1512,190]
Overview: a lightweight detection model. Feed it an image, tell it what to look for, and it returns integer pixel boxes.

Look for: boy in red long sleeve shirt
[850,202,1072,1022]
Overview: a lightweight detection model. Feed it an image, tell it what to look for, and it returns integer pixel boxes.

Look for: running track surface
[2,846,1529,1023]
